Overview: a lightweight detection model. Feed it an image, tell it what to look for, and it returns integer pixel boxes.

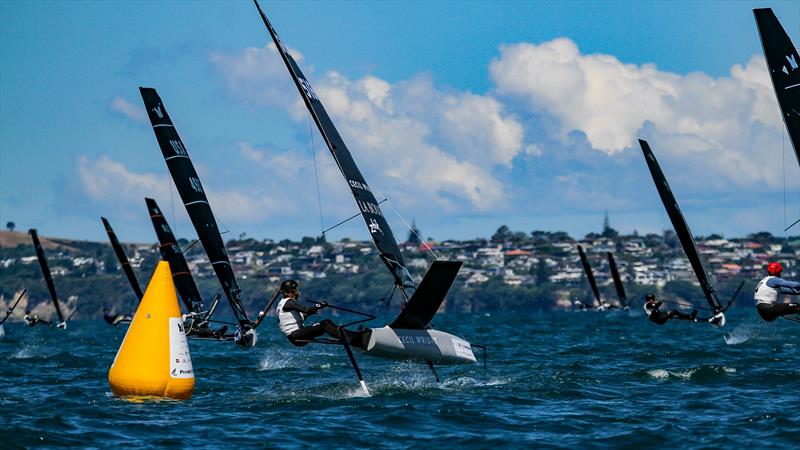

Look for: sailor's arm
[766,277,800,295]
[282,300,326,315]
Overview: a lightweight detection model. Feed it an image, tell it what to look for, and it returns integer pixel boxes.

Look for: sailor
[276,279,342,346]
[643,294,698,325]
[23,310,49,326]
[754,262,800,322]
[102,307,127,326]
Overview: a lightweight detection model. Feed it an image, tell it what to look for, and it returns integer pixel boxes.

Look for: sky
[1,0,799,245]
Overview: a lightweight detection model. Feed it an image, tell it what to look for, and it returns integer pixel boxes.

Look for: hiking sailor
[23,310,50,327]
[103,307,129,326]
[754,262,800,322]
[276,280,343,346]
[644,294,698,325]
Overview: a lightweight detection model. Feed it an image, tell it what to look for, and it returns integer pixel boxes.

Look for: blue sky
[1,0,799,244]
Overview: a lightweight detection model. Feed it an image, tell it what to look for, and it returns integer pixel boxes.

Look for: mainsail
[638,140,723,313]
[607,252,628,308]
[29,229,65,324]
[754,8,800,166]
[253,0,413,290]
[101,217,144,302]
[145,197,204,314]
[139,88,253,333]
[577,245,602,308]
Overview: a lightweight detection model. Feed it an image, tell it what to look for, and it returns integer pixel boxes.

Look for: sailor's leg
[287,324,327,346]
[426,360,441,383]
[668,310,696,321]
[319,319,343,340]
[771,303,800,319]
[649,311,669,325]
[757,303,783,322]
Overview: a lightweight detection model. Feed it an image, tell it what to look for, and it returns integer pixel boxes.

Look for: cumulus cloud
[490,39,786,188]
[211,49,526,212]
[76,155,278,224]
[110,96,146,123]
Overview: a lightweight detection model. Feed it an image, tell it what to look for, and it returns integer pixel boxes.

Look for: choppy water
[1,309,799,449]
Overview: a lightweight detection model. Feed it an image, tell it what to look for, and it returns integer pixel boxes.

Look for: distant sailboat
[145,197,227,340]
[139,88,257,347]
[0,289,27,337]
[100,217,139,325]
[607,252,629,310]
[638,140,733,327]
[28,230,73,329]
[577,244,606,310]
[253,0,480,393]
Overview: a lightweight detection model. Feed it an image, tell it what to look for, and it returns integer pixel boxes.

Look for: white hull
[361,326,476,365]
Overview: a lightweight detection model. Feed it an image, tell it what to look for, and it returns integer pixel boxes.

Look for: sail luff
[607,252,627,307]
[252,0,411,288]
[638,139,722,312]
[577,245,602,307]
[145,198,205,314]
[754,8,800,166]
[29,229,65,323]
[138,87,252,329]
[101,217,144,302]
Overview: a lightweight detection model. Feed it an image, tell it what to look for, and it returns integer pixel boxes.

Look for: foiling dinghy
[253,0,484,395]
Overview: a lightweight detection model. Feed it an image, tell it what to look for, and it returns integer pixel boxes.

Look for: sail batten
[145,197,204,314]
[139,88,252,329]
[638,140,723,312]
[101,217,144,302]
[253,0,411,289]
[29,229,65,324]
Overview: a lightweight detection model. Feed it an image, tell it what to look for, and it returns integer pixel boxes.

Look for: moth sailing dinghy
[753,8,800,231]
[638,140,736,327]
[576,244,613,311]
[28,230,77,329]
[0,289,27,337]
[100,217,139,325]
[253,0,481,394]
[607,252,630,311]
[145,197,228,340]
[139,88,258,347]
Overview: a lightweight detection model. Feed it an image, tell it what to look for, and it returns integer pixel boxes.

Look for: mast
[577,245,602,308]
[252,0,413,290]
[101,217,144,302]
[139,88,253,333]
[754,8,800,166]
[29,229,65,324]
[607,252,627,308]
[638,140,723,313]
[145,197,204,314]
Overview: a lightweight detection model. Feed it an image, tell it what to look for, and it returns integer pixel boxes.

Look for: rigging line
[322,199,388,234]
[372,186,440,260]
[308,116,325,237]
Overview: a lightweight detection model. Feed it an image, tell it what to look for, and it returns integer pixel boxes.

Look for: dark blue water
[1,309,798,449]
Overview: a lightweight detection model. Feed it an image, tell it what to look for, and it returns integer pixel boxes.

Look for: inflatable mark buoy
[109,261,194,400]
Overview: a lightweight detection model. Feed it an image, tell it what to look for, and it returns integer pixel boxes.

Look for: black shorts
[757,303,800,322]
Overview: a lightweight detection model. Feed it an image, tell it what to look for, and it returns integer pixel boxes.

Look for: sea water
[1,309,798,448]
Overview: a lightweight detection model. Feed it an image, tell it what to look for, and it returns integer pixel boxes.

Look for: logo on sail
[368,218,383,235]
[153,104,164,119]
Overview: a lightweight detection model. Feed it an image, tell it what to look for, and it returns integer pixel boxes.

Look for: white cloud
[110,96,146,123]
[76,155,278,224]
[211,49,526,211]
[490,39,786,188]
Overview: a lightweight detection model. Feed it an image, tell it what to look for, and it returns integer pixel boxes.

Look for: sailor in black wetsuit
[103,307,131,326]
[276,279,342,346]
[23,310,50,327]
[643,294,697,325]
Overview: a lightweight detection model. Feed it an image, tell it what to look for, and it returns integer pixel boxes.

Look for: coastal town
[1,216,796,318]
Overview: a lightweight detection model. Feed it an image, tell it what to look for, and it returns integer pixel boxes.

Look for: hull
[361,326,476,365]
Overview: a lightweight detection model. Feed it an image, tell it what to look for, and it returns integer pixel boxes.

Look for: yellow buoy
[109,261,195,400]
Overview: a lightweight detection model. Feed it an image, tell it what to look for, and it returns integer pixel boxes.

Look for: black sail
[607,252,627,308]
[29,229,65,323]
[101,217,144,302]
[253,1,412,289]
[145,197,204,314]
[577,245,602,307]
[754,8,800,166]
[139,87,252,330]
[638,140,722,312]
